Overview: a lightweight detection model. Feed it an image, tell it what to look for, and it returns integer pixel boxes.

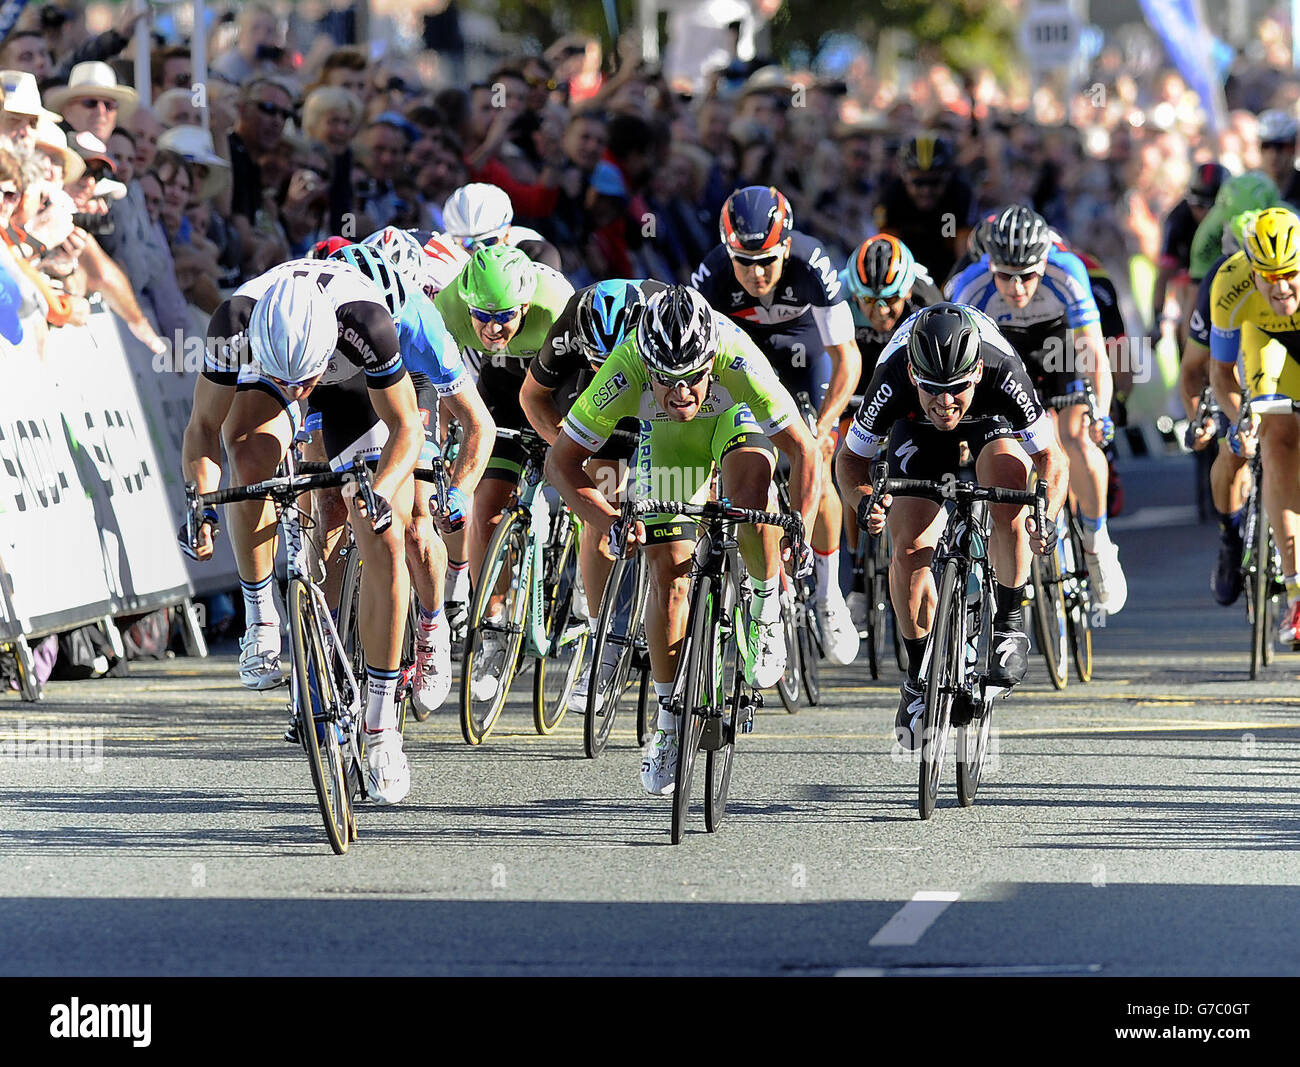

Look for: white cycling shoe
[1087,541,1128,615]
[364,727,410,805]
[746,616,787,689]
[412,619,452,714]
[239,623,283,690]
[469,628,507,703]
[640,728,679,795]
[817,593,861,666]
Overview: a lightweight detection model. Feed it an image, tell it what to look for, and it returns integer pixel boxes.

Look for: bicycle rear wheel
[534,510,587,735]
[1064,516,1093,684]
[920,561,962,821]
[705,565,741,832]
[671,573,716,844]
[585,553,648,758]
[1029,552,1068,690]
[289,578,352,854]
[776,573,802,713]
[1249,497,1273,679]
[799,587,822,705]
[868,531,893,679]
[460,510,530,745]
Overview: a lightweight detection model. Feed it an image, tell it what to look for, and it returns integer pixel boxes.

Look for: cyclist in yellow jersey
[1209,207,1300,645]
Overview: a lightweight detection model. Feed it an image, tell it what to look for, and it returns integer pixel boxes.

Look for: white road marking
[835,963,1101,977]
[1107,505,1198,531]
[867,890,960,946]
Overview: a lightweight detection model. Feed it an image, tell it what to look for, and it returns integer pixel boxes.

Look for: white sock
[417,606,441,649]
[813,546,839,602]
[654,681,676,733]
[364,666,401,732]
[1080,516,1108,553]
[446,560,469,603]
[750,573,780,623]
[240,574,279,628]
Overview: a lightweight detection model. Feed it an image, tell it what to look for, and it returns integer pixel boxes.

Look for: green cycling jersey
[1190,197,1300,281]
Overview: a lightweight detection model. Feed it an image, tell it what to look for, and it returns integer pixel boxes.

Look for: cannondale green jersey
[435,261,574,371]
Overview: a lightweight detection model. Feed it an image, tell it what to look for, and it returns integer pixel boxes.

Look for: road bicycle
[617,497,804,844]
[1239,397,1291,678]
[871,463,1046,820]
[186,458,386,854]
[460,427,589,745]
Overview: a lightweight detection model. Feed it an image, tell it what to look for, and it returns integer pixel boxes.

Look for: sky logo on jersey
[1000,370,1038,420]
[895,437,919,473]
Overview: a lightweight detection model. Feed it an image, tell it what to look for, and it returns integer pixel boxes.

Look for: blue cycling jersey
[396,290,469,397]
[950,246,1101,340]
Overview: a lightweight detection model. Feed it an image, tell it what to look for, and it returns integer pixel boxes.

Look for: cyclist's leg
[1248,331,1300,627]
[404,373,446,615]
[580,456,624,618]
[438,398,471,616]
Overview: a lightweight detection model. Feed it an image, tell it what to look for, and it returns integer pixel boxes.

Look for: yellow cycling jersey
[1209,250,1300,399]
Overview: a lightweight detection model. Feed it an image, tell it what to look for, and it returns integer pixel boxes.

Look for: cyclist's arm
[1210,355,1244,426]
[367,374,424,504]
[1180,338,1212,422]
[1150,261,1176,332]
[1030,435,1071,522]
[835,445,874,522]
[440,382,494,499]
[520,367,564,445]
[545,432,617,533]
[182,375,236,496]
[1074,320,1112,413]
[819,338,862,440]
[768,415,821,537]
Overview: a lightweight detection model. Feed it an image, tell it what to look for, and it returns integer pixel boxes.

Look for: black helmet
[1189,162,1231,206]
[637,285,718,376]
[986,205,1052,269]
[907,303,982,386]
[899,133,954,173]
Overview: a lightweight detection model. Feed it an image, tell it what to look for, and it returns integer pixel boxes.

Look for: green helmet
[458,244,537,311]
[1215,171,1279,220]
[1228,208,1263,253]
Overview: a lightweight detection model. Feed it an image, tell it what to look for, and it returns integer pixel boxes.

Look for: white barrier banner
[0,336,115,637]
[46,308,191,615]
[113,316,241,595]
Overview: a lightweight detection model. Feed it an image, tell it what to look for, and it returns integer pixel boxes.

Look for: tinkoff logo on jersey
[591,371,629,409]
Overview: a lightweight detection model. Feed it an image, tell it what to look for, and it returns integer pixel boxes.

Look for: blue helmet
[328,242,409,317]
[845,235,918,300]
[575,280,649,366]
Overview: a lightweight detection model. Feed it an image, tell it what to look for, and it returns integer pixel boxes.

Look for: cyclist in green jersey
[548,286,821,796]
[435,245,574,631]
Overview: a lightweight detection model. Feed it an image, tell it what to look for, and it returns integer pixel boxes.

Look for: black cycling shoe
[895,679,925,751]
[283,712,300,745]
[987,629,1030,687]
[1211,536,1244,606]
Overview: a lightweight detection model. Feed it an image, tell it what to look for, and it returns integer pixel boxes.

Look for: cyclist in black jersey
[873,133,976,283]
[1151,162,1228,350]
[836,303,1069,750]
[691,185,862,664]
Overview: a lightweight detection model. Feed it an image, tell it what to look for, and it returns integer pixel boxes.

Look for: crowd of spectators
[2,1,1300,375]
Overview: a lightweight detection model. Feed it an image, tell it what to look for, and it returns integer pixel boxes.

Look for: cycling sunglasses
[915,376,976,397]
[729,249,783,267]
[460,233,503,251]
[649,365,711,390]
[468,306,521,325]
[1256,266,1299,284]
[993,266,1043,284]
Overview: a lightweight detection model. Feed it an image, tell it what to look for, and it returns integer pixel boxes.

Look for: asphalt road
[2,451,1298,977]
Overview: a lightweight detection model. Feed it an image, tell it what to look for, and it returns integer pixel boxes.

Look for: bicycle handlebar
[1244,396,1300,417]
[621,498,806,542]
[868,460,1048,534]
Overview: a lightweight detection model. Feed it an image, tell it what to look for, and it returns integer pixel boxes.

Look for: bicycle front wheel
[776,574,802,713]
[460,510,530,745]
[920,561,962,821]
[585,553,649,758]
[534,509,587,735]
[705,564,741,832]
[1249,498,1274,678]
[289,578,353,854]
[1064,517,1093,684]
[799,586,822,706]
[671,573,717,845]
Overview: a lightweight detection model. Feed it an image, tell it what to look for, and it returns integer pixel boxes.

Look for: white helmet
[362,226,428,289]
[418,231,471,296]
[249,275,337,384]
[442,183,513,244]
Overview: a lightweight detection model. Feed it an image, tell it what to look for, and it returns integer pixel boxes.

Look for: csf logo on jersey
[1000,370,1038,420]
[592,371,629,410]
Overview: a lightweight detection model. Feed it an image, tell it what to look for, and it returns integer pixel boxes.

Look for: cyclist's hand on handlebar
[177,505,219,562]
[1184,416,1216,452]
[436,485,468,535]
[343,480,393,534]
[782,536,814,579]
[607,517,646,560]
[1026,511,1059,557]
[1090,413,1115,447]
[857,492,890,537]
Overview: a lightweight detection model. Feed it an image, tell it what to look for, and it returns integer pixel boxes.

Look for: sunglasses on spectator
[916,376,975,396]
[993,266,1042,284]
[468,306,521,325]
[0,183,19,203]
[78,98,118,112]
[460,233,503,250]
[905,174,944,188]
[650,365,711,390]
[729,250,782,266]
[1261,140,1295,151]
[255,100,294,121]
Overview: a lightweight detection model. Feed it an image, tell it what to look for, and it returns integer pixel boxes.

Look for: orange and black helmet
[720,185,793,257]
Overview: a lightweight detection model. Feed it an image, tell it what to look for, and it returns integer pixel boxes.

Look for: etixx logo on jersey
[863,381,893,423]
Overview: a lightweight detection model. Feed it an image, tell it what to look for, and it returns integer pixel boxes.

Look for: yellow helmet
[1244,207,1300,273]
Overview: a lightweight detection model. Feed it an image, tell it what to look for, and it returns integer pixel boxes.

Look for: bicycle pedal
[736,701,756,734]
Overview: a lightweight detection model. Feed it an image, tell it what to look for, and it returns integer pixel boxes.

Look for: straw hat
[34,116,84,182]
[44,62,139,123]
[0,69,60,123]
[157,124,231,200]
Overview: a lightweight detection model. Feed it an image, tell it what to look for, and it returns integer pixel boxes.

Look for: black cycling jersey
[844,306,1054,481]
[1189,253,1232,350]
[1159,199,1200,274]
[532,279,669,389]
[873,175,976,283]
